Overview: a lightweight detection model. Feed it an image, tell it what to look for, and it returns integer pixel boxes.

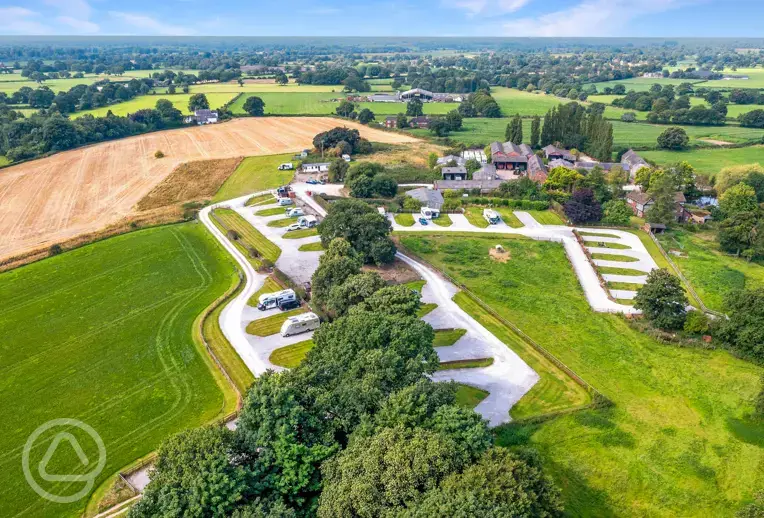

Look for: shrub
[49,244,63,256]
[403,197,422,212]
[657,126,690,150]
[154,150,165,158]
[226,229,240,241]
[683,310,709,334]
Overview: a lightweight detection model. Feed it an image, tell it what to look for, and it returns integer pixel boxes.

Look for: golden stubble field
[0,117,417,262]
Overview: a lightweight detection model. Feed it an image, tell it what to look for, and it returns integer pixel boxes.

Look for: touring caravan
[483,208,501,225]
[280,312,320,337]
[298,215,318,228]
[257,289,296,311]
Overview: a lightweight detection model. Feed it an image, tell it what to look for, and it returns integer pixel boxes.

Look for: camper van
[257,289,296,311]
[483,208,501,225]
[278,163,294,170]
[420,207,440,220]
[280,312,320,337]
[286,207,304,217]
[278,197,293,206]
[298,215,318,228]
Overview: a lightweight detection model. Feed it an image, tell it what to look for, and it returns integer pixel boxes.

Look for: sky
[1,0,763,37]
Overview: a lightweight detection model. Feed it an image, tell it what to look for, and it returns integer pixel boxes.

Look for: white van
[420,207,440,220]
[278,197,293,206]
[278,163,294,170]
[483,208,501,225]
[257,289,296,311]
[280,312,320,337]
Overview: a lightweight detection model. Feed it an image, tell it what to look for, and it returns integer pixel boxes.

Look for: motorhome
[257,289,296,311]
[298,215,318,228]
[420,207,440,219]
[280,312,320,337]
[286,207,304,217]
[278,197,293,206]
[483,208,501,225]
[278,163,294,170]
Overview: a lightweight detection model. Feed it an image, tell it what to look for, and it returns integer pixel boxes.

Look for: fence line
[646,232,725,318]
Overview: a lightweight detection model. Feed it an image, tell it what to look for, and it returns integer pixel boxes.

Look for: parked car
[286,223,303,231]
[257,289,296,311]
[419,217,428,225]
[306,179,319,185]
[280,312,320,337]
[483,208,501,225]
[278,298,301,311]
[278,197,293,206]
[286,207,304,217]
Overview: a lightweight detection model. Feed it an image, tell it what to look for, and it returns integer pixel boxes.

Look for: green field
[432,328,467,347]
[702,67,764,89]
[298,241,325,252]
[71,92,239,118]
[0,223,236,517]
[525,210,564,225]
[246,308,306,336]
[454,384,490,408]
[726,103,764,119]
[269,339,315,368]
[395,213,415,226]
[399,233,764,516]
[641,146,764,176]
[489,87,571,117]
[213,209,281,264]
[656,229,764,312]
[587,77,706,93]
[213,154,294,202]
[282,228,318,239]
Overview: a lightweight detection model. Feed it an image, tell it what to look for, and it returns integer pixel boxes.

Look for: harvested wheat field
[0,117,417,262]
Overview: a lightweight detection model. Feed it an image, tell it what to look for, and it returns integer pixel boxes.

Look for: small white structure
[377,207,386,216]
[280,312,320,337]
[342,154,351,162]
[420,206,440,220]
[278,163,294,170]
[483,208,501,225]
[298,215,318,228]
[302,162,331,173]
[184,109,218,125]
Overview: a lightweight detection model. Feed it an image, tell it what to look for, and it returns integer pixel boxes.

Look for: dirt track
[0,117,417,262]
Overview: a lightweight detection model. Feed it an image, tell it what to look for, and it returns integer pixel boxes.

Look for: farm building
[527,155,548,183]
[409,116,431,128]
[472,164,497,181]
[461,148,488,164]
[405,187,444,211]
[368,89,463,103]
[441,165,468,181]
[437,155,466,166]
[627,191,687,220]
[302,162,331,173]
[489,141,528,171]
[185,109,219,125]
[542,145,576,162]
[620,149,650,176]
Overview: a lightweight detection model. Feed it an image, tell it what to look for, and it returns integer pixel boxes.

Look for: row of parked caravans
[256,288,321,337]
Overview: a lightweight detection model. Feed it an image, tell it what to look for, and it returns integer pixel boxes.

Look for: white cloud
[44,0,93,18]
[57,16,99,33]
[109,12,194,35]
[498,0,530,12]
[0,7,52,34]
[443,0,529,15]
[504,0,698,36]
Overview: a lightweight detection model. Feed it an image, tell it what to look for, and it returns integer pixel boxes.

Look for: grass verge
[591,253,640,263]
[438,357,494,370]
[597,266,648,276]
[268,217,298,228]
[269,339,315,368]
[245,193,275,206]
[257,206,286,216]
[433,328,467,347]
[463,206,490,228]
[248,276,284,307]
[454,384,490,408]
[299,241,325,252]
[246,308,306,336]
[417,302,438,317]
[213,208,281,263]
[283,227,319,239]
[431,214,453,227]
[395,213,415,226]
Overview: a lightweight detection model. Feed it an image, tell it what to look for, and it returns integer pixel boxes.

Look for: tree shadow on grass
[727,416,764,448]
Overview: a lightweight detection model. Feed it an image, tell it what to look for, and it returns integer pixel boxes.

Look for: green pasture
[0,223,235,517]
[656,229,764,312]
[0,70,200,94]
[640,146,764,176]
[399,233,764,516]
[726,103,764,118]
[71,92,238,118]
[702,67,764,89]
[213,153,295,202]
[587,77,706,93]
[213,208,281,264]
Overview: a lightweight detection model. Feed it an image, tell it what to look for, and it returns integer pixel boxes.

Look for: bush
[226,229,240,241]
[154,150,165,158]
[403,197,422,212]
[657,126,690,150]
[683,310,709,334]
[49,244,63,256]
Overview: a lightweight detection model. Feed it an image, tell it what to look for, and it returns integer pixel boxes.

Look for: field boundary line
[646,231,726,318]
[395,241,610,410]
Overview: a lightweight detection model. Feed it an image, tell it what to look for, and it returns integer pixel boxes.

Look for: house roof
[401,88,433,98]
[441,165,467,176]
[527,155,548,182]
[410,116,430,123]
[434,180,504,190]
[519,144,533,156]
[436,155,465,166]
[406,187,444,208]
[548,158,574,169]
[621,149,648,167]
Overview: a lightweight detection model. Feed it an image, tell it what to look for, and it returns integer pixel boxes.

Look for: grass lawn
[656,229,764,312]
[403,279,426,292]
[525,210,565,225]
[417,303,438,317]
[431,214,453,227]
[298,241,325,252]
[0,223,236,517]
[267,217,298,228]
[641,146,764,177]
[213,154,294,202]
[596,266,649,276]
[395,213,415,226]
[0,155,10,167]
[256,207,286,217]
[615,298,635,305]
[433,328,467,347]
[269,340,315,368]
[591,253,640,262]
[463,206,490,228]
[213,209,281,263]
[454,384,490,409]
[71,92,238,118]
[606,281,644,291]
[400,233,764,516]
[245,308,306,336]
[248,276,283,307]
[578,230,621,238]
[283,227,318,239]
[245,193,275,206]
[591,241,631,250]
[488,87,571,117]
[494,207,523,228]
[438,358,494,370]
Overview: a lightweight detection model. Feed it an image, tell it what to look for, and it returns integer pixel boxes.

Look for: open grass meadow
[213,154,295,202]
[213,208,281,264]
[71,92,239,118]
[0,223,237,517]
[656,229,764,312]
[397,233,764,516]
[587,77,706,93]
[641,146,764,176]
